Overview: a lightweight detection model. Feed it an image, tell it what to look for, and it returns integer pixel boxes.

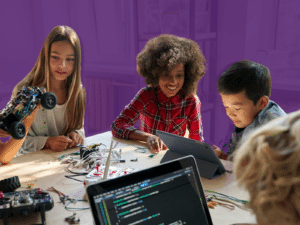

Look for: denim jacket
[227,100,286,156]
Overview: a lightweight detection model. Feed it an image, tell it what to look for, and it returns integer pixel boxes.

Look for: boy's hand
[146,135,167,154]
[67,131,84,148]
[212,145,222,156]
[45,136,72,151]
[212,145,228,160]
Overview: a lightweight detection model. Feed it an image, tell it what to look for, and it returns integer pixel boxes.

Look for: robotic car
[0,86,57,139]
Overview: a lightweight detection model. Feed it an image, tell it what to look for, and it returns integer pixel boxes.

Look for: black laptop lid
[86,155,213,225]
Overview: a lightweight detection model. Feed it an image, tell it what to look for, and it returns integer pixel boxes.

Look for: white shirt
[17,103,85,155]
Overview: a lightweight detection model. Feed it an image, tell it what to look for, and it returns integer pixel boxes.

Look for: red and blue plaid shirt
[111,86,204,141]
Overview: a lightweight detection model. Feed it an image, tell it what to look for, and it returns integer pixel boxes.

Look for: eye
[235,108,241,111]
[177,74,184,78]
[51,56,59,60]
[67,58,74,62]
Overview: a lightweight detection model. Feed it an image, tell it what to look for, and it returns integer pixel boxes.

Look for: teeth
[167,86,177,90]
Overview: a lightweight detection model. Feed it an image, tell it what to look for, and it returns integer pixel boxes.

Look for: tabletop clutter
[0,137,252,225]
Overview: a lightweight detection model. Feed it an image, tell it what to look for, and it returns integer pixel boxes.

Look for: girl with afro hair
[111,34,206,153]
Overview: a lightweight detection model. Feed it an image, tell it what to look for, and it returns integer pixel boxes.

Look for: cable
[65,199,89,210]
[64,175,84,183]
[64,162,88,182]
[125,145,148,153]
[204,190,249,204]
[66,162,88,175]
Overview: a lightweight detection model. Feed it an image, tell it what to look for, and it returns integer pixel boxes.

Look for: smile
[167,86,177,91]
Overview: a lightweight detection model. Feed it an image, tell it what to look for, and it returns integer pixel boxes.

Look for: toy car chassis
[0,86,57,139]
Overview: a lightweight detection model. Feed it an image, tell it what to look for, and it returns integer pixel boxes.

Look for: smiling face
[158,63,185,97]
[220,91,268,128]
[49,40,75,82]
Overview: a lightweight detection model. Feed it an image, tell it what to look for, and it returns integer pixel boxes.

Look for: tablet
[157,130,226,179]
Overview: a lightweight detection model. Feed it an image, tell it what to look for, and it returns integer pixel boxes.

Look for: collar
[156,86,181,104]
[257,100,273,124]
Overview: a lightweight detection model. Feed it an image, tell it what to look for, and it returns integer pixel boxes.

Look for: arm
[111,89,147,139]
[187,95,204,141]
[0,105,41,164]
[129,130,166,153]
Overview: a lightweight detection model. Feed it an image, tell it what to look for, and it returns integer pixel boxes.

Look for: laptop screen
[87,156,213,225]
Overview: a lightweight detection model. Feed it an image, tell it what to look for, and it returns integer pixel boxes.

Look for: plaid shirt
[111,87,204,141]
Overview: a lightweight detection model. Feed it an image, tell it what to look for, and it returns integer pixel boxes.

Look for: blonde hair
[13,25,86,134]
[233,110,300,224]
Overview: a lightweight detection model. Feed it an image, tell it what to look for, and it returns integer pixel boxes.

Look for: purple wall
[0,0,299,148]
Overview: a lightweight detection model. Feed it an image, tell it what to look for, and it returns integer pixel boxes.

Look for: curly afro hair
[136,34,206,97]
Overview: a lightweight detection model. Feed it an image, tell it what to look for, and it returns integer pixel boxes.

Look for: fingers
[58,136,72,143]
[147,136,163,153]
[46,136,72,151]
[68,138,76,148]
[162,143,168,150]
[78,135,84,145]
[67,132,84,148]
[55,140,69,151]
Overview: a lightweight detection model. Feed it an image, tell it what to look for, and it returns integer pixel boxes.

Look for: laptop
[157,130,226,179]
[86,155,213,225]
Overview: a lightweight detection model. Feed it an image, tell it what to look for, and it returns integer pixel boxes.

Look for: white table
[0,131,257,225]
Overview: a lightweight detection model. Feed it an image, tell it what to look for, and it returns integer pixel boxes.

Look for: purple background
[0,0,299,148]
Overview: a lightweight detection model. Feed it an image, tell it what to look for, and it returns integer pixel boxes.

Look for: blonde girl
[12,25,86,154]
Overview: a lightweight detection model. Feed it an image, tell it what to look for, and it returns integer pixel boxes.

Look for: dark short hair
[136,34,206,97]
[217,60,271,105]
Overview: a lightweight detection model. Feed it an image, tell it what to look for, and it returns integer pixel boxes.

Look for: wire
[64,175,84,183]
[134,147,147,153]
[204,190,249,204]
[66,162,88,175]
[65,199,89,210]
[64,161,88,182]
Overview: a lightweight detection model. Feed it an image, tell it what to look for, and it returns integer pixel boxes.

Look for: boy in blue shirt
[213,60,286,160]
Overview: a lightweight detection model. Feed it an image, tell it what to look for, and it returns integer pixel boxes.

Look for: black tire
[0,176,21,193]
[41,92,57,109]
[9,121,26,140]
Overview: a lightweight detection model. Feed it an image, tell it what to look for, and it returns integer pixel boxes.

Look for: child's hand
[212,145,222,156]
[212,145,228,160]
[67,131,84,148]
[146,135,167,154]
[0,129,10,138]
[45,136,72,151]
